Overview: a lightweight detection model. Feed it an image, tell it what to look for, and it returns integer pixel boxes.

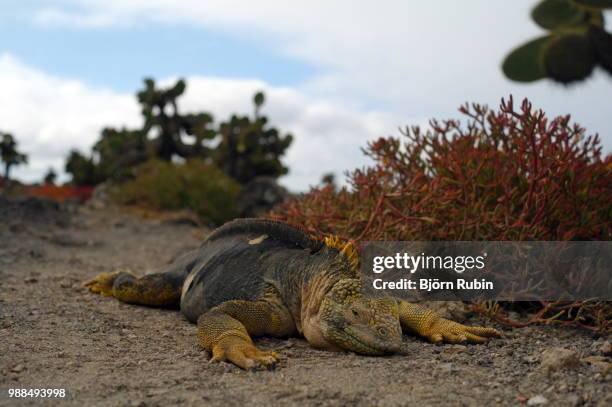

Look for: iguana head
[318,279,406,355]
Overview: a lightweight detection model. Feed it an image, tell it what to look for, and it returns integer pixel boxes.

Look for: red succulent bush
[270,96,611,331]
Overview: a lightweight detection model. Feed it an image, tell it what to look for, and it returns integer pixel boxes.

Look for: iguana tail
[85,248,200,308]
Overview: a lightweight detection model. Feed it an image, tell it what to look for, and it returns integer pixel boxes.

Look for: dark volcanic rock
[0,195,70,228]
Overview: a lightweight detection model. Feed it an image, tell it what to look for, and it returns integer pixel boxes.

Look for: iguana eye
[377,327,388,336]
[351,309,359,317]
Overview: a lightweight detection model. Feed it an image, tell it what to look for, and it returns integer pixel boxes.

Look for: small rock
[11,364,24,373]
[60,280,72,288]
[566,394,581,407]
[24,277,38,284]
[438,363,453,373]
[596,394,612,407]
[50,234,88,247]
[443,345,467,354]
[582,356,611,371]
[527,395,548,405]
[523,354,539,364]
[540,347,579,372]
[599,341,611,357]
[29,249,44,259]
[517,394,529,403]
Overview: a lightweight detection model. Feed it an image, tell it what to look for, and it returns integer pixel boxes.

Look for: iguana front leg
[397,300,501,344]
[197,294,296,370]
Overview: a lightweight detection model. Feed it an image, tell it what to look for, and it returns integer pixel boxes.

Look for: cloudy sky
[1,1,610,190]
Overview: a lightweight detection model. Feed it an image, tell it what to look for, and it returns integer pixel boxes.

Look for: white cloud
[176,76,403,189]
[31,0,612,149]
[6,1,611,188]
[0,53,141,182]
[34,8,118,28]
[1,54,405,190]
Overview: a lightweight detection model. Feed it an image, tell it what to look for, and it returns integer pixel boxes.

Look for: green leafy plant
[503,0,612,84]
[112,160,241,225]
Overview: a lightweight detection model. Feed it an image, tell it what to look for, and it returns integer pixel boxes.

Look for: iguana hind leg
[197,290,296,370]
[396,300,502,344]
[85,249,199,308]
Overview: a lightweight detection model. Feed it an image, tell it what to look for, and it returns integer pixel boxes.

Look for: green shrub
[113,160,241,225]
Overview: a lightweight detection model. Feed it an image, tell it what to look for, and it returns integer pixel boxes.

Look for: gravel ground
[0,200,610,407]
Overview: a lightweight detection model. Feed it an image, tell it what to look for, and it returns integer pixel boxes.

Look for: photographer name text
[370,252,494,292]
[372,278,493,291]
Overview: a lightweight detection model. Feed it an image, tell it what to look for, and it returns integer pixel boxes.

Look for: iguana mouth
[342,329,387,355]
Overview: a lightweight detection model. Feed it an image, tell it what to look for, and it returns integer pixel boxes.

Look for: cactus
[590,25,612,72]
[214,94,293,184]
[532,0,588,29]
[502,36,550,82]
[65,79,292,187]
[94,128,150,182]
[43,168,57,185]
[0,132,28,181]
[137,78,216,161]
[544,32,597,82]
[253,91,265,118]
[503,0,612,84]
[573,0,612,6]
[65,150,102,186]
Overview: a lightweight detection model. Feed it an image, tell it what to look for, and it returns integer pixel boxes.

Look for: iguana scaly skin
[85,218,501,369]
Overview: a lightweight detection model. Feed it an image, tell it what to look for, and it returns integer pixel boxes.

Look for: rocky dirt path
[0,202,610,406]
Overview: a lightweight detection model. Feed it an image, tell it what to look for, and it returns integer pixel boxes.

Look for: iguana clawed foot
[209,336,279,370]
[84,271,122,296]
[423,319,502,344]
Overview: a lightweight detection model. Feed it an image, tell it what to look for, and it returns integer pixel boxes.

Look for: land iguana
[85,218,501,370]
